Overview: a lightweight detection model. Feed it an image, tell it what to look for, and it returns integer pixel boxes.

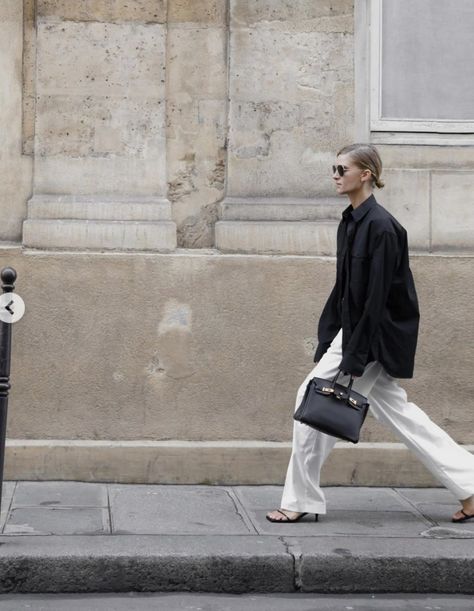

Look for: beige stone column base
[216,197,342,255]
[23,196,177,251]
[5,440,473,487]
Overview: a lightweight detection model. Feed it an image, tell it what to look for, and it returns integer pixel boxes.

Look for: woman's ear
[361,168,372,184]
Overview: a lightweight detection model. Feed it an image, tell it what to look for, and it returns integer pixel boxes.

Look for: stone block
[264,511,428,537]
[35,95,165,158]
[12,482,108,508]
[0,157,33,240]
[230,30,353,105]
[37,0,167,23]
[227,136,339,198]
[395,488,457,505]
[22,219,177,251]
[34,19,167,198]
[27,195,172,221]
[234,486,430,537]
[0,535,294,594]
[215,220,338,255]
[377,144,474,170]
[234,485,415,513]
[109,485,251,534]
[220,197,344,221]
[5,440,473,486]
[431,172,474,250]
[168,27,227,100]
[0,482,15,531]
[231,0,353,29]
[34,156,167,196]
[168,0,227,24]
[37,22,166,98]
[227,21,353,196]
[297,537,474,593]
[4,507,110,535]
[378,169,430,250]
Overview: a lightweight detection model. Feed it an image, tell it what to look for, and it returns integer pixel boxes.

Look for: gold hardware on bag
[349,397,358,406]
[322,387,334,393]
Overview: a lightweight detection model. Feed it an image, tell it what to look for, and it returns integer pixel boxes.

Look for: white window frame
[356,0,474,145]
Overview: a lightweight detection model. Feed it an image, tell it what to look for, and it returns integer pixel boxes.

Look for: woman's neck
[348,187,373,209]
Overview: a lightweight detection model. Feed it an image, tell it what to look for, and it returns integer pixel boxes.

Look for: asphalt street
[0,593,474,611]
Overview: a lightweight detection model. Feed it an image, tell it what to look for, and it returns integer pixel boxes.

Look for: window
[367,0,474,142]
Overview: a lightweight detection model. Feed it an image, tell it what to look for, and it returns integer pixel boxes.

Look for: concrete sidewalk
[0,482,473,594]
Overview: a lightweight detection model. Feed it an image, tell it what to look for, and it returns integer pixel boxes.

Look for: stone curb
[6,441,474,486]
[0,535,473,594]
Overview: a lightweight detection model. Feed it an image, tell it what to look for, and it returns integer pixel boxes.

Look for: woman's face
[332,153,369,196]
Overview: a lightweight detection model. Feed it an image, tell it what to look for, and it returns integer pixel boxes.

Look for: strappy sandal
[266,509,318,523]
[452,509,474,523]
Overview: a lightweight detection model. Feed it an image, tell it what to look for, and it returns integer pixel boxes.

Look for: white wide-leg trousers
[281,329,474,514]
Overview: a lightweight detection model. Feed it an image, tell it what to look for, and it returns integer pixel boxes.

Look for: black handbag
[293,371,369,443]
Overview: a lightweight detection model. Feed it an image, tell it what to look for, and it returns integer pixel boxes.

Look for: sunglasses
[332,165,349,177]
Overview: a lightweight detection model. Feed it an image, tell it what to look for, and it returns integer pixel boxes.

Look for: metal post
[0,267,16,515]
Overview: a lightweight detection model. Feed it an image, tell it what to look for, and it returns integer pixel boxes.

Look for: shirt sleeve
[339,230,398,376]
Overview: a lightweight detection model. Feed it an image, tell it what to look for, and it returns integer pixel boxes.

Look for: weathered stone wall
[167,0,228,247]
[227,0,354,199]
[4,249,473,445]
[34,0,168,196]
[5,0,473,251]
[378,146,474,252]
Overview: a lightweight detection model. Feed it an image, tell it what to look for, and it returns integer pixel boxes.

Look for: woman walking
[266,143,474,524]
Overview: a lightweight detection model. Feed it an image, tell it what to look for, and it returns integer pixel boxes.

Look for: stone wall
[3,1,473,253]
[0,1,472,483]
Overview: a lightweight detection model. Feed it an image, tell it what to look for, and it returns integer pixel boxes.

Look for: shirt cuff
[339,354,365,377]
[314,342,330,363]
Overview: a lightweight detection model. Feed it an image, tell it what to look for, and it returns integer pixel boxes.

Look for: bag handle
[330,370,355,392]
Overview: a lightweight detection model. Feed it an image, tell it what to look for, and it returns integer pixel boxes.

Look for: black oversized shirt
[314,195,420,378]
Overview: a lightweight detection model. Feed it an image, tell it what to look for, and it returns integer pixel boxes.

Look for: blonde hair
[337,143,385,189]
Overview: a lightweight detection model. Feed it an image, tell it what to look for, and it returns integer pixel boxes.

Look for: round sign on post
[0,293,25,324]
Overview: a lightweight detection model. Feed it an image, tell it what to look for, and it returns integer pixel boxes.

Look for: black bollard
[0,267,16,516]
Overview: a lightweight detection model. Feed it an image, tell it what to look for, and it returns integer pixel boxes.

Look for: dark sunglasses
[332,164,348,177]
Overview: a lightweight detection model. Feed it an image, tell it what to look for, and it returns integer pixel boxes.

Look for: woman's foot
[452,494,474,523]
[266,509,318,523]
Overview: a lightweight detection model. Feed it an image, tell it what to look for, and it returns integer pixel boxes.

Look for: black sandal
[266,509,318,523]
[452,509,474,523]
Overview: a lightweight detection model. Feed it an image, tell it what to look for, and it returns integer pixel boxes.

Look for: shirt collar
[342,194,376,223]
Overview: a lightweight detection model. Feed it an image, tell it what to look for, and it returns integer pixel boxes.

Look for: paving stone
[411,503,474,527]
[234,485,419,514]
[234,486,432,536]
[255,510,431,537]
[394,488,456,505]
[4,507,110,535]
[12,482,108,508]
[232,485,283,511]
[0,482,16,532]
[109,485,251,535]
